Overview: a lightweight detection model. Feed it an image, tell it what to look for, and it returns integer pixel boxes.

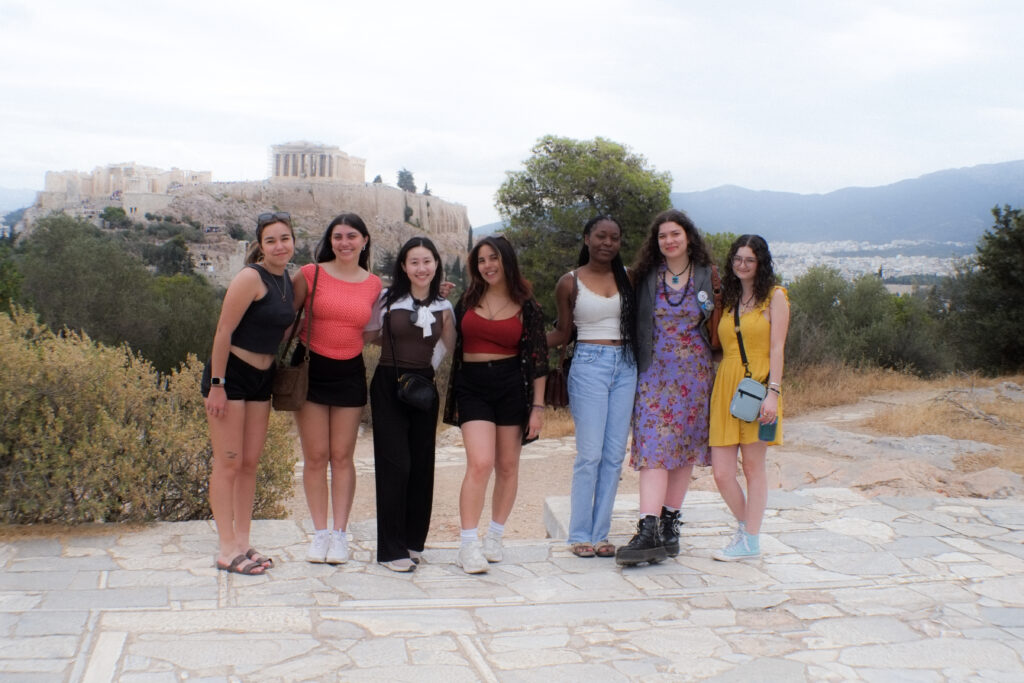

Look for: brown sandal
[593,540,616,557]
[246,548,274,569]
[216,554,266,575]
[571,542,596,558]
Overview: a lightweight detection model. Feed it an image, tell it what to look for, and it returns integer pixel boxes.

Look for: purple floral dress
[630,270,713,469]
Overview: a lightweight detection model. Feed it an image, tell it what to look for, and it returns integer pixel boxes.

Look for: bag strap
[384,306,402,383]
[278,265,319,364]
[710,263,722,300]
[734,304,753,378]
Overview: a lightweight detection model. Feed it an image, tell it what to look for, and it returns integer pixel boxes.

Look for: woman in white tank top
[547,216,638,558]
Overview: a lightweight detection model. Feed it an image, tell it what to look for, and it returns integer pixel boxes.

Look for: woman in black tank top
[203,212,295,576]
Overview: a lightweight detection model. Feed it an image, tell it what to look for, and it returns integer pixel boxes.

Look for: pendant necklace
[485,296,512,320]
[662,267,691,307]
[666,261,690,285]
[266,269,288,301]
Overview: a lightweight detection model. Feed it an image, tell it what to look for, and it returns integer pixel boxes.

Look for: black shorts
[293,344,367,407]
[454,357,526,427]
[201,353,275,401]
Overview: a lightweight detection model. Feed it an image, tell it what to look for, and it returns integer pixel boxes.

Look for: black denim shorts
[454,357,525,426]
[293,344,367,407]
[201,353,275,401]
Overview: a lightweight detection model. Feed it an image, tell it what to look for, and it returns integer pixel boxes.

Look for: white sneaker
[325,530,349,564]
[482,535,503,563]
[380,558,415,572]
[306,530,330,563]
[456,541,489,574]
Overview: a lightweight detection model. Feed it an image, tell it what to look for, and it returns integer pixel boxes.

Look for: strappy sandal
[216,554,266,575]
[571,542,596,558]
[593,540,616,557]
[246,548,274,569]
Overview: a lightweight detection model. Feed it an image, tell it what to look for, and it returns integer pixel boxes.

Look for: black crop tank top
[230,264,295,354]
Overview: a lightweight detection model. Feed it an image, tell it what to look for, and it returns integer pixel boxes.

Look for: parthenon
[269,141,365,184]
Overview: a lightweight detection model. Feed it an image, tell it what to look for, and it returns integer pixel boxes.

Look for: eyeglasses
[257,211,291,228]
[732,256,757,267]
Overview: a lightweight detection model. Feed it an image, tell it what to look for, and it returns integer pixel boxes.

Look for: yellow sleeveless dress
[709,286,787,447]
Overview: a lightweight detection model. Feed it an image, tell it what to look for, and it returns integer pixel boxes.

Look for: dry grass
[784,363,960,416]
[540,407,575,439]
[856,378,1024,475]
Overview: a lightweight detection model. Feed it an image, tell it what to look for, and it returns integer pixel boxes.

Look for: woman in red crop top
[290,213,382,565]
[442,236,548,574]
[204,212,295,575]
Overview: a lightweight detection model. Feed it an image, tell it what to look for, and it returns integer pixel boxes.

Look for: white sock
[332,529,347,541]
[460,528,478,546]
[314,528,329,538]
[488,520,505,539]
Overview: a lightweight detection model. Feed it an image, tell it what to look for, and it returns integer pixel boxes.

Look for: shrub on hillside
[0,309,296,524]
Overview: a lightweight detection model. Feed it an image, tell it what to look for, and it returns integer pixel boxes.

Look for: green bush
[0,309,296,524]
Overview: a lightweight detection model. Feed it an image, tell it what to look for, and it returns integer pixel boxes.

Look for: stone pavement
[1,488,1023,682]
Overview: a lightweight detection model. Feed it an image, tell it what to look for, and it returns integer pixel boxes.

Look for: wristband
[769,387,781,395]
[532,404,546,410]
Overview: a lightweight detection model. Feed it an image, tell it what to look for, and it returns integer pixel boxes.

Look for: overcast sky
[2,0,1022,226]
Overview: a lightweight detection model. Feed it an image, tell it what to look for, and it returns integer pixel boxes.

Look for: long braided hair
[578,215,636,363]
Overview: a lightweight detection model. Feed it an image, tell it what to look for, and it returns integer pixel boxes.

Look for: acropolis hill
[21,142,472,286]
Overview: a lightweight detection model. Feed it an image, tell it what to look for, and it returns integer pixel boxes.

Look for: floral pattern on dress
[630,269,713,469]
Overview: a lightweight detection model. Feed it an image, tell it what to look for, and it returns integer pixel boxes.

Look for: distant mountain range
[672,160,1024,243]
[475,160,1024,244]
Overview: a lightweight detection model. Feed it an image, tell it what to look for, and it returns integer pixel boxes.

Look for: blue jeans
[567,343,638,543]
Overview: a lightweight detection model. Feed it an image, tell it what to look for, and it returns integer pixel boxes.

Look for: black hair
[579,215,636,363]
[383,236,444,309]
[315,213,371,270]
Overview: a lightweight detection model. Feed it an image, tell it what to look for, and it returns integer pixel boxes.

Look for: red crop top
[461,308,522,355]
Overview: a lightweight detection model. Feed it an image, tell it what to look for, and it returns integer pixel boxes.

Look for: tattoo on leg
[226,451,238,460]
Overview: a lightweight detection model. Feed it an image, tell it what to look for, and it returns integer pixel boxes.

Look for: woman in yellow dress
[709,235,789,561]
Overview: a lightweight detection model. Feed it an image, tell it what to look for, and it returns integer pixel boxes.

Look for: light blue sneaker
[713,530,760,561]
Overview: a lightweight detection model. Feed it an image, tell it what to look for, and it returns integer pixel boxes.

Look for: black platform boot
[660,506,681,557]
[615,515,668,566]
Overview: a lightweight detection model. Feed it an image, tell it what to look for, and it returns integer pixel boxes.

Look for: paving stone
[0,634,78,658]
[883,536,957,558]
[2,538,63,557]
[839,637,1023,670]
[967,576,1024,606]
[807,551,908,577]
[703,657,809,681]
[99,607,312,633]
[0,571,80,591]
[13,610,88,636]
[127,633,320,675]
[38,587,168,610]
[775,529,878,554]
[0,592,42,612]
[808,616,920,646]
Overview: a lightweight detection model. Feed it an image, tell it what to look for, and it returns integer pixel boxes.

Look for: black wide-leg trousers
[369,365,438,563]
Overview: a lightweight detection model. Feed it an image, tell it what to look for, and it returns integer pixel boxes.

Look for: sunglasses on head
[257,211,291,228]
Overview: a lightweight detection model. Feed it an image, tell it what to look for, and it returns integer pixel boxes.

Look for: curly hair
[461,235,533,310]
[721,234,776,311]
[631,209,711,287]
[578,215,636,362]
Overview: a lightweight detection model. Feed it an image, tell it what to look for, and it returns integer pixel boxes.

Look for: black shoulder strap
[734,304,752,378]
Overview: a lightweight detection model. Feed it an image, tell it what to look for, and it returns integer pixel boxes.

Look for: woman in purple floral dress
[616,209,718,566]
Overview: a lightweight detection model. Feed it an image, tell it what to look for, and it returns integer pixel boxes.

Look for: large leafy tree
[15,214,220,373]
[495,135,672,317]
[940,205,1024,373]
